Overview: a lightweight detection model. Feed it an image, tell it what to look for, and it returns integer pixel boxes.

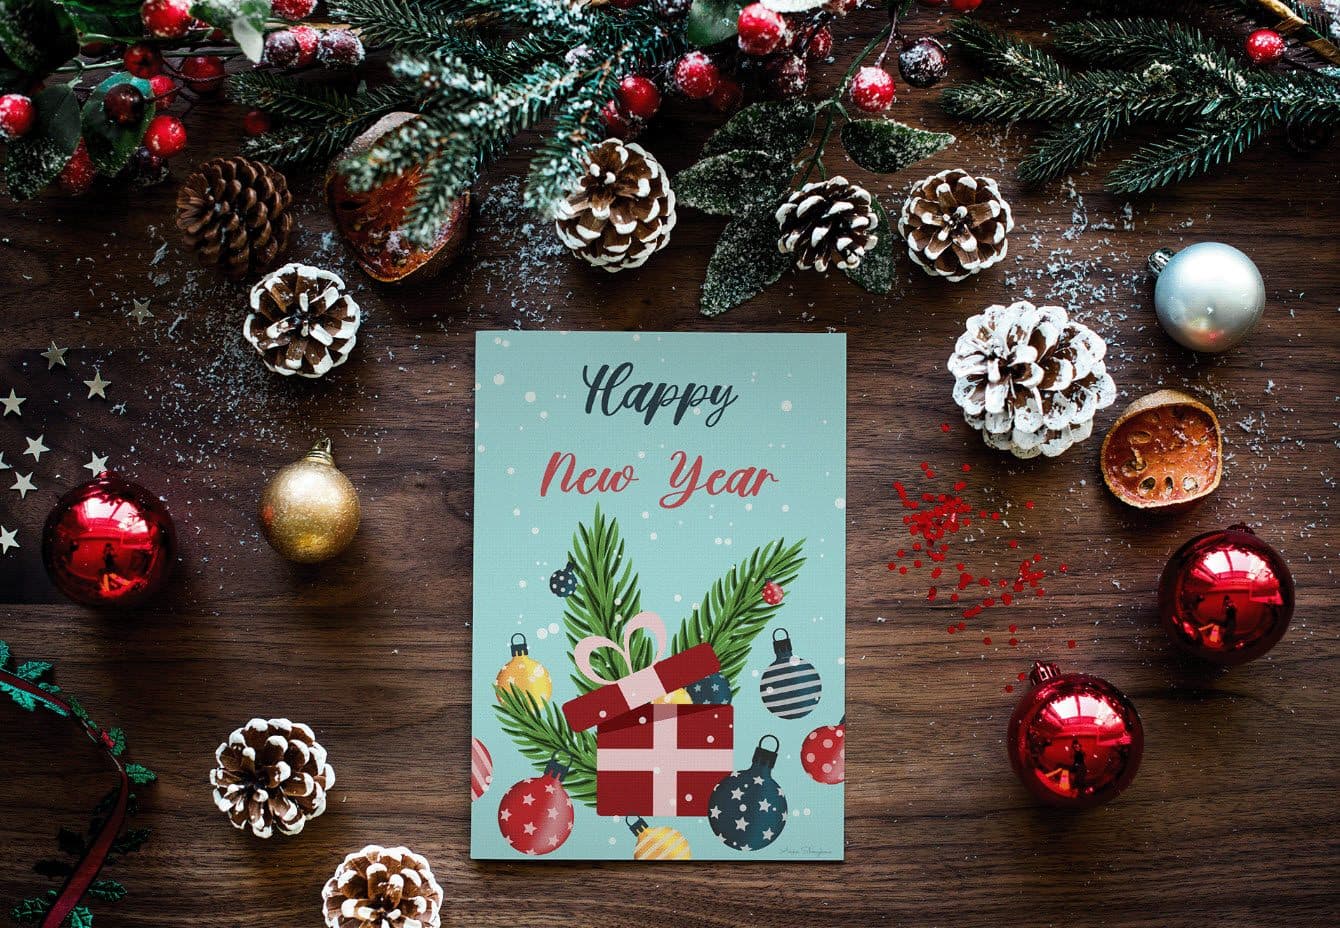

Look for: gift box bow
[562,611,720,733]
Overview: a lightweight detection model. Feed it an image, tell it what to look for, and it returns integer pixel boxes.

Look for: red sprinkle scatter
[940,423,951,433]
[1067,639,1076,649]
[983,636,992,646]
[1004,684,1014,693]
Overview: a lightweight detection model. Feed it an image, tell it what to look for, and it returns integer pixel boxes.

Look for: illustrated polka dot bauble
[627,816,692,860]
[708,735,787,852]
[494,632,553,704]
[497,758,575,856]
[759,628,822,719]
[549,559,578,597]
[801,718,845,785]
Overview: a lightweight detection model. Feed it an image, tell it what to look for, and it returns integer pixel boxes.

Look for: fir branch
[670,539,807,694]
[1107,105,1272,192]
[494,686,598,807]
[561,505,650,694]
[1018,112,1131,184]
[1052,18,1232,70]
[947,16,1069,84]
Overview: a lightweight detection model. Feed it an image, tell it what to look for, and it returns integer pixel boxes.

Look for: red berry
[737,3,787,57]
[290,24,319,66]
[802,25,833,61]
[103,83,146,127]
[57,140,96,196]
[149,74,177,107]
[948,0,981,10]
[763,54,808,99]
[673,51,720,100]
[140,0,193,39]
[144,114,187,157]
[179,55,226,94]
[0,93,35,140]
[600,98,638,140]
[708,78,743,113]
[1245,28,1285,65]
[850,65,895,112]
[316,29,365,68]
[616,74,661,120]
[242,109,271,136]
[271,0,317,18]
[124,43,163,77]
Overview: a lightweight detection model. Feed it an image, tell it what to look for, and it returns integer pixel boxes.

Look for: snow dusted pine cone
[948,301,1117,459]
[322,845,445,928]
[210,718,336,838]
[898,168,1013,281]
[554,139,676,272]
[244,263,361,378]
[775,176,879,273]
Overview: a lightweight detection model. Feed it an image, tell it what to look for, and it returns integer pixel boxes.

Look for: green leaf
[109,826,151,855]
[0,639,9,667]
[676,150,791,217]
[190,0,272,61]
[704,98,816,157]
[843,195,893,294]
[11,893,55,925]
[107,727,127,755]
[15,659,51,680]
[0,0,78,75]
[685,0,745,48]
[840,118,955,174]
[4,82,80,200]
[67,905,93,928]
[124,762,157,785]
[87,880,127,903]
[81,73,155,175]
[699,209,792,316]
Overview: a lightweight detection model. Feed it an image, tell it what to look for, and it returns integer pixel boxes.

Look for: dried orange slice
[1101,389,1222,509]
[327,111,470,285]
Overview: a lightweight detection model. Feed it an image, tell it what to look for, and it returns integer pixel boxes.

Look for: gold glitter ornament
[494,633,553,704]
[259,438,360,563]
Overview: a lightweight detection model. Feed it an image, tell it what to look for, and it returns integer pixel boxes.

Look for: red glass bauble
[1007,662,1143,809]
[41,473,176,607]
[1158,524,1294,665]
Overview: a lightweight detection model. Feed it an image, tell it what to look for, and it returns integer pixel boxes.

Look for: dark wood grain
[2,8,1338,928]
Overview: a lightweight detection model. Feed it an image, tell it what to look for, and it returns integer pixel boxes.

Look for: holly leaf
[16,659,52,680]
[0,0,78,75]
[87,880,127,902]
[124,762,157,785]
[704,99,816,158]
[842,195,894,294]
[0,640,10,667]
[107,726,127,755]
[4,82,81,200]
[11,893,55,925]
[676,150,791,217]
[110,827,151,855]
[68,905,94,928]
[190,0,272,61]
[685,0,745,48]
[840,118,955,174]
[700,210,792,316]
[81,73,155,174]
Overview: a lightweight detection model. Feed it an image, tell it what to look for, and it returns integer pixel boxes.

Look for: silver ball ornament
[1148,242,1265,353]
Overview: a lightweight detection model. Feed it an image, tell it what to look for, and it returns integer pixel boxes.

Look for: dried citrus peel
[1101,389,1222,509]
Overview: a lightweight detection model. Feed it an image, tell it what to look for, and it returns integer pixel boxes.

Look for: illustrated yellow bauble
[259,438,360,563]
[652,687,691,705]
[627,817,691,861]
[495,633,552,704]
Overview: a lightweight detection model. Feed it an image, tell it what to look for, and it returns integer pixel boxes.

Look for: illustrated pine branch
[494,686,598,807]
[561,505,651,694]
[942,16,1340,193]
[670,538,807,694]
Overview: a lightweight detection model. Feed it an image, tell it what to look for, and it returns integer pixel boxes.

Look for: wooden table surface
[2,8,1337,928]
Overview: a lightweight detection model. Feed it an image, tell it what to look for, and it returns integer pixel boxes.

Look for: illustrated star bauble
[84,371,110,399]
[497,758,575,856]
[1,389,24,416]
[40,341,67,369]
[708,736,788,852]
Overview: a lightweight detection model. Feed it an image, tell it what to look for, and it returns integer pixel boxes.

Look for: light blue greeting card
[471,331,845,861]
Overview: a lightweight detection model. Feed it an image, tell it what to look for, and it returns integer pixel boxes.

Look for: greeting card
[471,332,846,861]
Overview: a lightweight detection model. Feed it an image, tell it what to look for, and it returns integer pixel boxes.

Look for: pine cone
[775,176,879,273]
[948,300,1116,459]
[244,263,361,378]
[209,718,335,839]
[554,139,676,272]
[898,168,1013,282]
[322,845,444,928]
[176,156,293,280]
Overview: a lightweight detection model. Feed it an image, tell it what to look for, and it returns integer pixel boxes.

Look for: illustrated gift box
[562,612,733,817]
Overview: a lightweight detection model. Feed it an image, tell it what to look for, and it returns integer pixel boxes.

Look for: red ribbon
[0,669,131,928]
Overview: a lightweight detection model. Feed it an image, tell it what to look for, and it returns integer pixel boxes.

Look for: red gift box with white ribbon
[561,612,733,817]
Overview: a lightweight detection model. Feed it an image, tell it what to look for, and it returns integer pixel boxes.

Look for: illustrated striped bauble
[470,737,493,801]
[627,816,692,861]
[759,628,822,719]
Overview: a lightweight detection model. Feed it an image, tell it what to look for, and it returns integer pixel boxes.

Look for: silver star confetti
[23,434,49,462]
[10,472,35,499]
[84,370,110,399]
[0,526,17,554]
[84,452,109,475]
[40,341,68,369]
[1,389,24,417]
[128,298,154,325]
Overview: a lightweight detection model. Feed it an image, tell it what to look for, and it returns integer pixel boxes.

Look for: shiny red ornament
[1007,662,1143,809]
[497,758,575,856]
[800,717,845,784]
[1157,524,1294,665]
[41,473,176,608]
